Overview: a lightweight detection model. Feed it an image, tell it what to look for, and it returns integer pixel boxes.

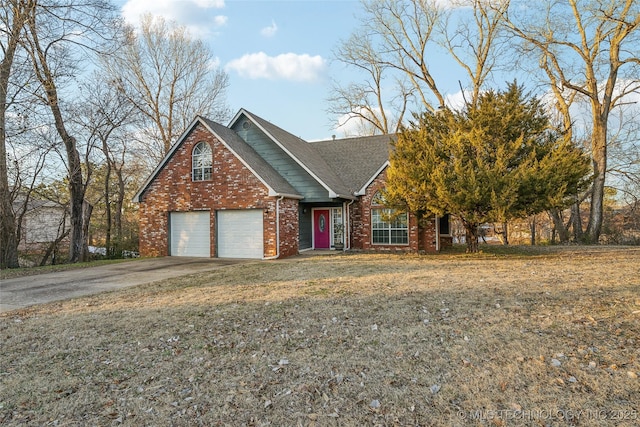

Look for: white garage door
[170,211,210,257]
[217,210,264,259]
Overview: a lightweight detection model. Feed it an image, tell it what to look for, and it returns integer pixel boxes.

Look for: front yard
[1,247,639,426]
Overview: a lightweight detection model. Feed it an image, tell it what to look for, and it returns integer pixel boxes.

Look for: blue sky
[114,0,640,144]
[115,0,470,141]
[114,0,369,141]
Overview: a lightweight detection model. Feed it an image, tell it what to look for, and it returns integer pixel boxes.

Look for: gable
[230,113,331,202]
[133,117,301,203]
[230,110,356,200]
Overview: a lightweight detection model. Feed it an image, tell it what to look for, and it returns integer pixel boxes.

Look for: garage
[170,211,210,257]
[217,209,264,259]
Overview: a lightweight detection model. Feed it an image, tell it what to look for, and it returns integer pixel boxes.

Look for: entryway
[312,207,344,250]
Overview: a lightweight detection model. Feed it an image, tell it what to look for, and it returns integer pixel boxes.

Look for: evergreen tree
[386,82,591,252]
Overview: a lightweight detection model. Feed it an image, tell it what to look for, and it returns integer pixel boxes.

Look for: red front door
[313,209,330,249]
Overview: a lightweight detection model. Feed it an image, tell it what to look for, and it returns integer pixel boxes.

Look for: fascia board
[240,110,345,200]
[268,189,304,200]
[132,116,203,202]
[355,161,389,196]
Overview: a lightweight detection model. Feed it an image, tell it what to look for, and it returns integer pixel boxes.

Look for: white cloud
[444,90,469,111]
[335,112,364,137]
[334,108,383,137]
[225,52,327,82]
[207,57,222,70]
[261,20,278,37]
[213,15,228,26]
[121,0,227,38]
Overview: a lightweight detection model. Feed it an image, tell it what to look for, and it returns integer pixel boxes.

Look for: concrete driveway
[0,257,247,313]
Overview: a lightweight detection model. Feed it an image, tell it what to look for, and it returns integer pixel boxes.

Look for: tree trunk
[104,156,112,255]
[549,209,570,244]
[498,221,509,245]
[0,0,26,269]
[114,164,125,243]
[39,228,70,267]
[586,119,607,244]
[25,7,87,263]
[0,154,18,269]
[81,200,93,262]
[0,127,19,269]
[530,218,536,246]
[66,145,86,263]
[464,221,479,253]
[570,198,583,242]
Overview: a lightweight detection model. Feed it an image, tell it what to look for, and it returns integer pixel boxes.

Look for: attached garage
[217,209,264,259]
[170,211,210,257]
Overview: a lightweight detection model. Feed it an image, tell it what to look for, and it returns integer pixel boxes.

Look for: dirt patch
[1,247,639,426]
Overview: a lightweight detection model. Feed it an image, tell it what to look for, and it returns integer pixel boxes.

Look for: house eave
[269,190,304,200]
[329,190,357,201]
[233,109,348,201]
[355,161,390,196]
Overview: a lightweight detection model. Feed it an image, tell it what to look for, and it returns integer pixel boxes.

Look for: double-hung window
[371,192,408,245]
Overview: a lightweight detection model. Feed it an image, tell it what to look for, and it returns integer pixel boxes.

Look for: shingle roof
[199,117,301,198]
[311,134,395,194]
[240,110,356,199]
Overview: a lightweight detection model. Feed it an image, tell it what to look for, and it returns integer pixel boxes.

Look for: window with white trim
[332,207,343,246]
[192,142,212,181]
[371,192,408,245]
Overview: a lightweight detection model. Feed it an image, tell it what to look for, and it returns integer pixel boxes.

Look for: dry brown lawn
[1,246,639,426]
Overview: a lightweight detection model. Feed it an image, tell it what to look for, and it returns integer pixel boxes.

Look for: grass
[0,257,136,280]
[1,246,639,426]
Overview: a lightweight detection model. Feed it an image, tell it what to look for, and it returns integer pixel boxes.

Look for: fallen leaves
[1,248,639,426]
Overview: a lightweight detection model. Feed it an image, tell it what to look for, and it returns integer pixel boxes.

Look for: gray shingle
[311,135,395,194]
[200,117,301,198]
[242,111,355,199]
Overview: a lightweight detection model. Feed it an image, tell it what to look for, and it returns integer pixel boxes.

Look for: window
[192,142,212,181]
[371,192,408,245]
[439,214,450,235]
[332,207,343,246]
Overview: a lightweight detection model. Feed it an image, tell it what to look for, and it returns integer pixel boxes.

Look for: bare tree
[104,14,230,165]
[330,0,507,137]
[503,0,640,243]
[21,0,120,262]
[73,73,138,255]
[440,0,509,109]
[0,0,30,268]
[328,32,413,135]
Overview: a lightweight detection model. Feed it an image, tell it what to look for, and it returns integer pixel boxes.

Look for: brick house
[133,109,451,259]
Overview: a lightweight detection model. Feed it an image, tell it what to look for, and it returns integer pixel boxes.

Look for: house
[133,109,451,259]
[15,196,69,253]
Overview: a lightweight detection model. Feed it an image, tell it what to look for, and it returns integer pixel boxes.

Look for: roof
[311,134,394,194]
[12,195,67,212]
[133,116,302,203]
[134,109,397,203]
[236,109,357,199]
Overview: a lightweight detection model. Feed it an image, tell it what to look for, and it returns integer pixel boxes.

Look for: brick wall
[138,122,298,258]
[277,198,299,258]
[418,216,437,253]
[349,169,439,253]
